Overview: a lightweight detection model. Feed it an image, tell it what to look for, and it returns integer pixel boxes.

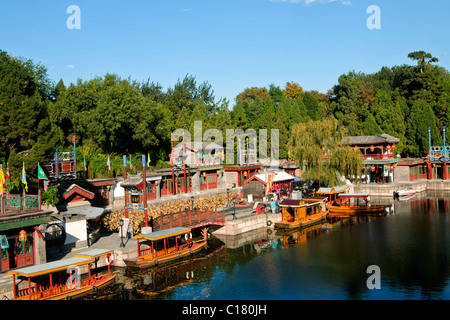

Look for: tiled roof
[343,134,400,145]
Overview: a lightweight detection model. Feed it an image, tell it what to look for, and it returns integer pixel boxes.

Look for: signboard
[0,235,9,249]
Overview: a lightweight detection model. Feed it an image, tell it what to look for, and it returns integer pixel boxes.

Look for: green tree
[407,51,439,73]
[0,50,57,185]
[289,116,362,187]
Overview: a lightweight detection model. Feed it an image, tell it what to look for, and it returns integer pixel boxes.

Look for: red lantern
[354,146,358,151]
[370,145,374,152]
[393,163,397,169]
[19,230,27,242]
[392,145,396,151]
[386,145,391,151]
[387,164,391,171]
[371,165,375,172]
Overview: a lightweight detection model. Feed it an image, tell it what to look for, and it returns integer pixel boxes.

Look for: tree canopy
[1,49,449,190]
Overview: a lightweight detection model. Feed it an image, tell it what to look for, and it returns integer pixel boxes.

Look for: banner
[38,163,49,192]
[22,162,28,192]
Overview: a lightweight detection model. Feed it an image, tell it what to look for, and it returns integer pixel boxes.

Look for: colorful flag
[83,155,87,171]
[107,155,111,171]
[37,163,49,192]
[22,162,28,192]
[265,172,274,196]
[129,155,133,169]
[147,153,151,167]
[0,165,5,196]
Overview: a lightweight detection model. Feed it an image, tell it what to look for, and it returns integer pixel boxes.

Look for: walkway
[0,203,257,299]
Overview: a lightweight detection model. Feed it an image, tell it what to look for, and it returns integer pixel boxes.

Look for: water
[85,192,450,300]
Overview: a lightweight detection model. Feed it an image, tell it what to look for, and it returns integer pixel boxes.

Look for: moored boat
[8,248,117,300]
[328,194,386,216]
[394,188,416,197]
[274,196,328,230]
[123,227,206,268]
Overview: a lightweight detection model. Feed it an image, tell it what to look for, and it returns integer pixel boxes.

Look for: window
[131,195,140,204]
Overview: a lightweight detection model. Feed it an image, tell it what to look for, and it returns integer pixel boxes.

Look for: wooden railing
[139,241,201,259]
[1,193,41,215]
[362,154,395,161]
[15,273,108,300]
[153,208,226,231]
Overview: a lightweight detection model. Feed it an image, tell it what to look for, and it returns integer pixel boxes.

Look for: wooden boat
[123,227,207,268]
[274,196,328,230]
[394,188,416,197]
[8,248,117,300]
[328,194,386,216]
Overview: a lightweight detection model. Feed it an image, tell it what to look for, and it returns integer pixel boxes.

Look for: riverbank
[0,204,267,299]
[353,179,450,197]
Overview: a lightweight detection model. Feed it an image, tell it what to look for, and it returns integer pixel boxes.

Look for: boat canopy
[338,194,369,198]
[72,248,114,259]
[316,184,351,195]
[8,257,94,278]
[135,227,191,241]
[280,197,326,207]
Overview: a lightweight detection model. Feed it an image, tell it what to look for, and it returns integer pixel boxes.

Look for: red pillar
[444,161,448,180]
[123,155,128,218]
[427,160,432,180]
[142,155,148,227]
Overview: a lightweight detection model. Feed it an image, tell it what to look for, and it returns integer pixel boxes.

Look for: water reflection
[84,194,450,300]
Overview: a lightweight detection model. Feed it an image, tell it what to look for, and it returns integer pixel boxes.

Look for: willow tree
[289,116,362,187]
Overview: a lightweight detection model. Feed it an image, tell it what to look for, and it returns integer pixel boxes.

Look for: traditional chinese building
[0,192,51,272]
[343,133,400,184]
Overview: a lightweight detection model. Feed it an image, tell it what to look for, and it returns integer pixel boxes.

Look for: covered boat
[328,194,386,216]
[123,227,206,268]
[8,248,116,300]
[274,196,328,230]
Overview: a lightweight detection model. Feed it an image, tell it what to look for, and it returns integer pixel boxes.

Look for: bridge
[152,208,226,232]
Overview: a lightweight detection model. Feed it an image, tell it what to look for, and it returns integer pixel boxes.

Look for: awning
[8,257,93,277]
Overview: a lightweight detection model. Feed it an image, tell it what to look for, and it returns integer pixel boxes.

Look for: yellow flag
[22,162,28,192]
[0,165,5,196]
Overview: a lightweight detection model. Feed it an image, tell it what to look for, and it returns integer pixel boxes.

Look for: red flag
[5,164,11,187]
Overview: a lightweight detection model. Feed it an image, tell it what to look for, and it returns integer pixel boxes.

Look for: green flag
[38,163,49,192]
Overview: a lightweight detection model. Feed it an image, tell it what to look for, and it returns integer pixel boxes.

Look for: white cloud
[66,64,75,69]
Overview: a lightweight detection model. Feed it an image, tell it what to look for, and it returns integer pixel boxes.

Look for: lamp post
[232,198,237,220]
[227,188,230,207]
[119,219,125,247]
[191,196,194,214]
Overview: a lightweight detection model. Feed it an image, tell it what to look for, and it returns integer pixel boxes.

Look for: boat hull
[328,205,386,216]
[274,211,328,230]
[124,241,207,269]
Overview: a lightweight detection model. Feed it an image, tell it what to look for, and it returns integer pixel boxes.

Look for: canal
[83,191,450,300]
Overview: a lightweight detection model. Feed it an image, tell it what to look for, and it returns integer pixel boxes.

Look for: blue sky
[1,0,449,105]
